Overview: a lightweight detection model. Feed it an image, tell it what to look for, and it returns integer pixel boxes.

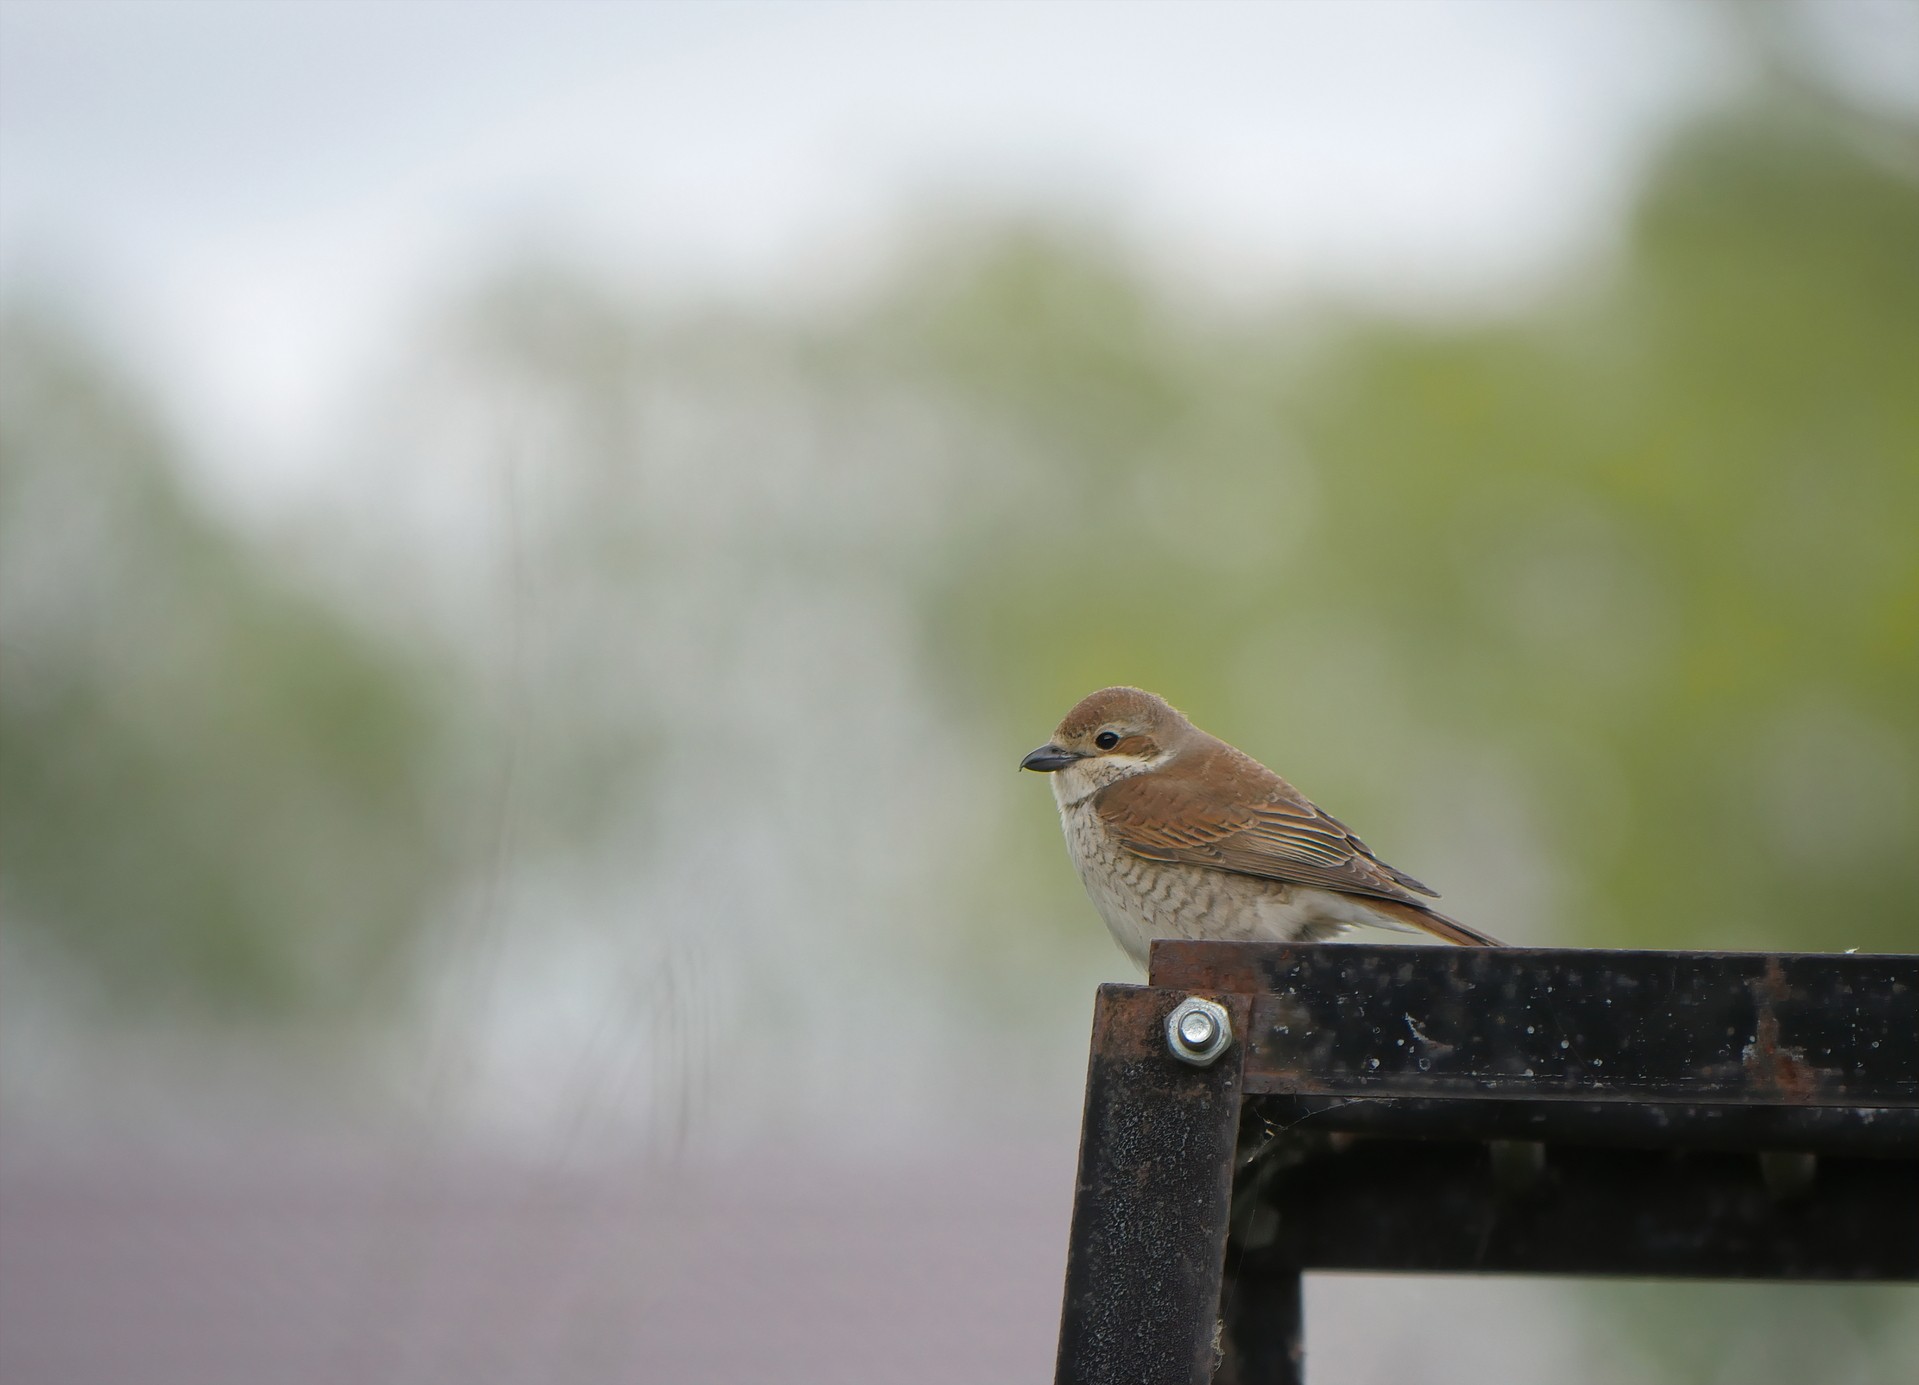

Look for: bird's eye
[1094,730,1120,750]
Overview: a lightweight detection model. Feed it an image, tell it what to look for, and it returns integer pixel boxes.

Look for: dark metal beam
[1151,942,1919,1110]
[1217,1268,1303,1385]
[1246,1092,1919,1156]
[1057,947,1919,1382]
[1054,984,1253,1385]
[1235,1136,1919,1281]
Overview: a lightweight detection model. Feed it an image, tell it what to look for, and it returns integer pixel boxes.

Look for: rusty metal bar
[1245,1092,1919,1155]
[1054,984,1252,1385]
[1235,1136,1919,1280]
[1057,945,1919,1382]
[1151,942,1918,1109]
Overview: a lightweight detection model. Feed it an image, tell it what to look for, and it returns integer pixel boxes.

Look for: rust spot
[1742,957,1817,1101]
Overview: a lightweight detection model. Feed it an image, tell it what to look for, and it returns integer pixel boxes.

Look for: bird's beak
[1020,743,1082,773]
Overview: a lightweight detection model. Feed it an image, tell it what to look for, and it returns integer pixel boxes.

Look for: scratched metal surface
[1054,985,1252,1385]
[1150,942,1919,1108]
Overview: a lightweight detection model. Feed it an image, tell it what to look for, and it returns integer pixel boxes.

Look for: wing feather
[1092,740,1441,905]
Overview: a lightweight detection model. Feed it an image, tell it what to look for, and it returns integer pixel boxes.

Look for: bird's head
[1020,686,1193,803]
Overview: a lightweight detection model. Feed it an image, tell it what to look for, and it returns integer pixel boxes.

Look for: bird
[1020,686,1502,968]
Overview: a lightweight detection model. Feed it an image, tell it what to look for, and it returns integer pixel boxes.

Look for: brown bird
[1021,686,1501,968]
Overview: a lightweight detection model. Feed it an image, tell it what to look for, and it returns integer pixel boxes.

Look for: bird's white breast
[1051,780,1372,970]
[1056,794,1159,968]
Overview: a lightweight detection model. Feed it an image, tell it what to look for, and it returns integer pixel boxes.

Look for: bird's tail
[1373,898,1505,947]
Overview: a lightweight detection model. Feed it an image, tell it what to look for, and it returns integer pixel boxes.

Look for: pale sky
[1,0,1747,504]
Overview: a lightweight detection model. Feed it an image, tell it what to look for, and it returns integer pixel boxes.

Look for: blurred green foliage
[0,314,448,1020]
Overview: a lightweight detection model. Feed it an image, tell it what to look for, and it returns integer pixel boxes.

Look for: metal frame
[1054,942,1919,1385]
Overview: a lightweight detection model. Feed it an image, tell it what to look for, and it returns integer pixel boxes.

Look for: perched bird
[1021,686,1501,968]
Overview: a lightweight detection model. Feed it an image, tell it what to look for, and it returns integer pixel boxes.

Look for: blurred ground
[8,1139,1913,1384]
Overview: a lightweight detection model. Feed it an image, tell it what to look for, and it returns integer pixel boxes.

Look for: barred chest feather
[1057,797,1362,970]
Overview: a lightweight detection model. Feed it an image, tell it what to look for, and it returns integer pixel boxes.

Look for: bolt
[1166,996,1233,1067]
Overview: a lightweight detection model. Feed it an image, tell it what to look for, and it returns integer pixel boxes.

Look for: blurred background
[2,1,1915,1381]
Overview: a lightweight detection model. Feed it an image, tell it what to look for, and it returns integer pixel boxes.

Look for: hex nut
[1166,996,1233,1067]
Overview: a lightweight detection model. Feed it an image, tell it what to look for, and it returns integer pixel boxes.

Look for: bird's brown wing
[1091,742,1441,905]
